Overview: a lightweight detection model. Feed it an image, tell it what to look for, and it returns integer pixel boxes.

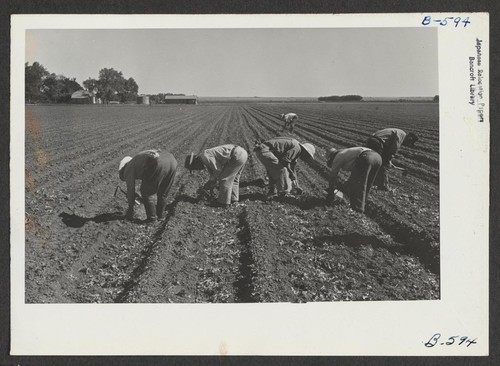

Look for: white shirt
[329,147,372,181]
[200,144,235,181]
[283,113,298,122]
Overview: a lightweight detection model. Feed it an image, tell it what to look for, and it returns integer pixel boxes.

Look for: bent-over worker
[185,144,248,208]
[364,128,418,190]
[119,149,178,222]
[254,137,315,197]
[280,113,299,133]
[326,147,382,213]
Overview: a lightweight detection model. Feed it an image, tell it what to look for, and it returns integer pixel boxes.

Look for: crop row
[25,103,440,303]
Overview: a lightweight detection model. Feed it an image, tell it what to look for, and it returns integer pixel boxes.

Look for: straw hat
[118,156,132,172]
[299,142,315,159]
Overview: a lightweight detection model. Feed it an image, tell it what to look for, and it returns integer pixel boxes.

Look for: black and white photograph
[10,13,489,356]
[23,26,439,304]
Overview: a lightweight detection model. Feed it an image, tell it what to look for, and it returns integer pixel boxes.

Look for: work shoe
[351,206,365,214]
[209,201,229,209]
[277,192,294,199]
[267,187,277,196]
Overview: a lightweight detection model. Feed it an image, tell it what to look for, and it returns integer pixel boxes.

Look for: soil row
[25,104,440,303]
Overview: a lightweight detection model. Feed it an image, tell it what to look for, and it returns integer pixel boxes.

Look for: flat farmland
[25,102,440,303]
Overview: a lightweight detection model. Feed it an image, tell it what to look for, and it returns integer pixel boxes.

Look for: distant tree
[318,95,363,102]
[433,95,439,102]
[41,74,58,103]
[121,77,139,103]
[149,94,158,104]
[98,68,125,103]
[42,74,82,103]
[83,78,99,94]
[25,62,49,103]
[63,77,82,93]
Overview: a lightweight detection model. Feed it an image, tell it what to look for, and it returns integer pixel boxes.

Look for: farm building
[164,95,198,104]
[137,95,150,105]
[71,90,95,104]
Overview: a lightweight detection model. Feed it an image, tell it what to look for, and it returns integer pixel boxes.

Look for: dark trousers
[347,150,382,213]
[140,152,178,219]
[365,136,389,189]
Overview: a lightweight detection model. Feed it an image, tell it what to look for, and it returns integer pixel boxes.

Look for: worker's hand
[203,180,216,191]
[288,171,296,181]
[197,186,213,201]
[253,140,264,151]
[326,187,344,204]
[294,186,303,195]
[146,150,160,159]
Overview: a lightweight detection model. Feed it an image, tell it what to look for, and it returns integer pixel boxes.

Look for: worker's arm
[203,179,217,191]
[200,152,221,182]
[288,160,297,181]
[327,153,347,191]
[384,131,400,162]
[124,169,137,206]
[389,160,406,172]
[280,144,301,166]
[124,167,137,219]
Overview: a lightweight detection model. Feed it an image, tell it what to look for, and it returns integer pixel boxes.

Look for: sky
[26,28,438,98]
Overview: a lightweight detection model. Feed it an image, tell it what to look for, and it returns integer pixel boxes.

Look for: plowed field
[25,102,440,303]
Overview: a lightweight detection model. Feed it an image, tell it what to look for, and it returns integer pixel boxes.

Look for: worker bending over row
[118,150,177,222]
[117,128,417,221]
[254,137,315,197]
[280,113,299,133]
[364,128,418,191]
[326,147,381,213]
[185,144,248,208]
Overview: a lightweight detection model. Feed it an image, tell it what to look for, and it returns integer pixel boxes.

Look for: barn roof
[163,95,197,100]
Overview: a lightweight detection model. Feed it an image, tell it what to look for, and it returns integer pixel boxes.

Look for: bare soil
[25,103,440,303]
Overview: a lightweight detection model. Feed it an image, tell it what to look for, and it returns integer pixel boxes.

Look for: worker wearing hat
[364,128,418,190]
[254,137,315,197]
[326,146,381,213]
[279,113,299,133]
[118,149,177,222]
[185,144,248,208]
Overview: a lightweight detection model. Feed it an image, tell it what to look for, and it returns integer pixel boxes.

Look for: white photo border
[11,13,489,356]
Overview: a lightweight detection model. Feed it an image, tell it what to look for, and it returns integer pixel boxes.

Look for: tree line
[25,62,139,104]
[318,95,363,102]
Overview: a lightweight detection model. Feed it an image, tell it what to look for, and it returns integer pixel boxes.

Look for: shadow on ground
[240,178,267,189]
[314,232,439,274]
[313,232,402,252]
[59,211,140,228]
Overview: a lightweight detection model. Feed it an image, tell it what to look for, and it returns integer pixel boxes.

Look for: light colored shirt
[200,144,236,182]
[264,137,301,164]
[283,113,298,122]
[329,147,372,183]
[373,128,407,157]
